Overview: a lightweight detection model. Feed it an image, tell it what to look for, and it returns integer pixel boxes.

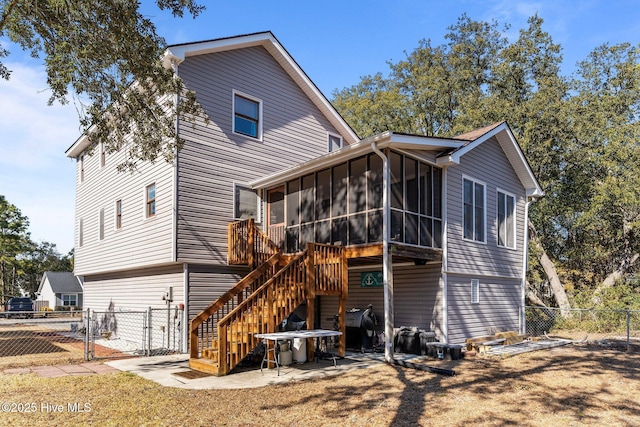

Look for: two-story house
[66,32,542,375]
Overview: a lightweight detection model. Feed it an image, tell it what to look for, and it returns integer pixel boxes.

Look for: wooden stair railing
[189,253,281,369]
[215,250,308,375]
[228,219,280,268]
[190,236,348,376]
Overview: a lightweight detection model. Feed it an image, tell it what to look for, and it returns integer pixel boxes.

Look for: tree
[0,0,206,170]
[16,241,73,297]
[0,195,30,303]
[332,14,640,310]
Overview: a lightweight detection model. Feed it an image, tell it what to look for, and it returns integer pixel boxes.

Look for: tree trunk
[526,286,547,307]
[529,221,572,316]
[591,253,640,305]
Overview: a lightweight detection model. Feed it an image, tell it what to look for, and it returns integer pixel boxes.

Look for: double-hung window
[497,190,516,248]
[233,91,262,139]
[463,177,485,242]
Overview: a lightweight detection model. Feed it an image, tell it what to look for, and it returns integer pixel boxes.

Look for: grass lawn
[1,341,639,426]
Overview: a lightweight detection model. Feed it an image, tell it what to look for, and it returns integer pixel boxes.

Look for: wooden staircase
[189,219,348,376]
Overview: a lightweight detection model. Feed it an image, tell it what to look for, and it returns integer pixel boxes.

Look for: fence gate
[84,307,184,360]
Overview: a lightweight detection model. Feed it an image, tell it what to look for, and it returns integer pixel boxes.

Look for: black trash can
[448,344,463,360]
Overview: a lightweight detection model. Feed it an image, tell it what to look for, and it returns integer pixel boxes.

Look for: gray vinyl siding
[175,46,344,263]
[73,145,175,276]
[445,137,526,278]
[82,265,184,312]
[187,265,248,320]
[320,264,443,338]
[446,273,521,344]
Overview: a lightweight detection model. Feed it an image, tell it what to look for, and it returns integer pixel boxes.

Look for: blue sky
[1,0,639,254]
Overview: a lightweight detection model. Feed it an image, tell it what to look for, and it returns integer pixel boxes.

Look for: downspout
[371,142,394,363]
[441,167,449,343]
[170,59,188,350]
[520,198,534,335]
[171,58,180,263]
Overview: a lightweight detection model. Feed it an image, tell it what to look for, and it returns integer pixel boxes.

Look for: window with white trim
[234,184,259,221]
[463,177,485,242]
[233,91,262,139]
[115,199,122,230]
[61,294,78,306]
[100,143,106,168]
[328,133,342,152]
[471,279,480,304]
[99,208,105,241]
[79,218,84,247]
[146,183,156,218]
[497,190,516,248]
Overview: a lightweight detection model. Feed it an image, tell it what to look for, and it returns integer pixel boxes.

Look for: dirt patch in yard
[1,341,639,426]
[0,325,129,370]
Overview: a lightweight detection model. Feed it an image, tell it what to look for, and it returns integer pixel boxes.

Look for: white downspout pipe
[520,198,534,334]
[371,142,394,362]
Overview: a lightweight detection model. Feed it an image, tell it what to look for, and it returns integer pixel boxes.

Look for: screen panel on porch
[280,151,442,252]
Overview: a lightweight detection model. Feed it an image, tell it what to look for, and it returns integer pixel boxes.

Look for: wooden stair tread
[189,357,220,375]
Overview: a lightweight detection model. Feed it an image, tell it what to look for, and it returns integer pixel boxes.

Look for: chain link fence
[0,308,185,368]
[0,312,87,369]
[85,307,184,360]
[524,306,640,349]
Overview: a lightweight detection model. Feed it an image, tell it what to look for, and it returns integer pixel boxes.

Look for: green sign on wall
[360,272,383,288]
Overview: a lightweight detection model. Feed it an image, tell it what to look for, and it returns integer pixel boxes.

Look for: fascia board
[249,132,464,189]
[66,132,91,158]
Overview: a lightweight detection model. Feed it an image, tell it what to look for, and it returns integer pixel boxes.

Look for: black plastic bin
[448,344,463,360]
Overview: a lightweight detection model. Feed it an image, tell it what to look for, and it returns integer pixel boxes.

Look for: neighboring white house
[37,272,83,310]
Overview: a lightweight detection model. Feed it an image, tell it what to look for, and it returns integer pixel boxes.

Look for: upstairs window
[115,199,122,230]
[463,177,485,243]
[146,183,156,218]
[100,143,106,168]
[328,133,342,152]
[233,91,262,140]
[497,190,516,248]
[79,218,84,247]
[99,208,105,241]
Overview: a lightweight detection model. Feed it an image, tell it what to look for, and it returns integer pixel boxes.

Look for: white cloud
[0,61,80,253]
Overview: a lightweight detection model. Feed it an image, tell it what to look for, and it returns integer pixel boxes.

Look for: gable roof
[66,31,359,158]
[250,122,543,198]
[437,122,543,197]
[38,272,83,294]
[164,32,358,145]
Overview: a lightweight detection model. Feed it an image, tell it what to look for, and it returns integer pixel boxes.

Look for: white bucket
[279,350,292,366]
[292,338,307,363]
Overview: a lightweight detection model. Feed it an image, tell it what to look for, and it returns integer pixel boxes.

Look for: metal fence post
[84,308,90,361]
[147,307,152,356]
[627,309,631,351]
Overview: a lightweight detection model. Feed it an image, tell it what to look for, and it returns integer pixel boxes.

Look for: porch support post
[372,143,394,362]
[306,243,316,361]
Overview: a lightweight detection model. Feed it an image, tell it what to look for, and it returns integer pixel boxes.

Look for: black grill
[345,307,378,351]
